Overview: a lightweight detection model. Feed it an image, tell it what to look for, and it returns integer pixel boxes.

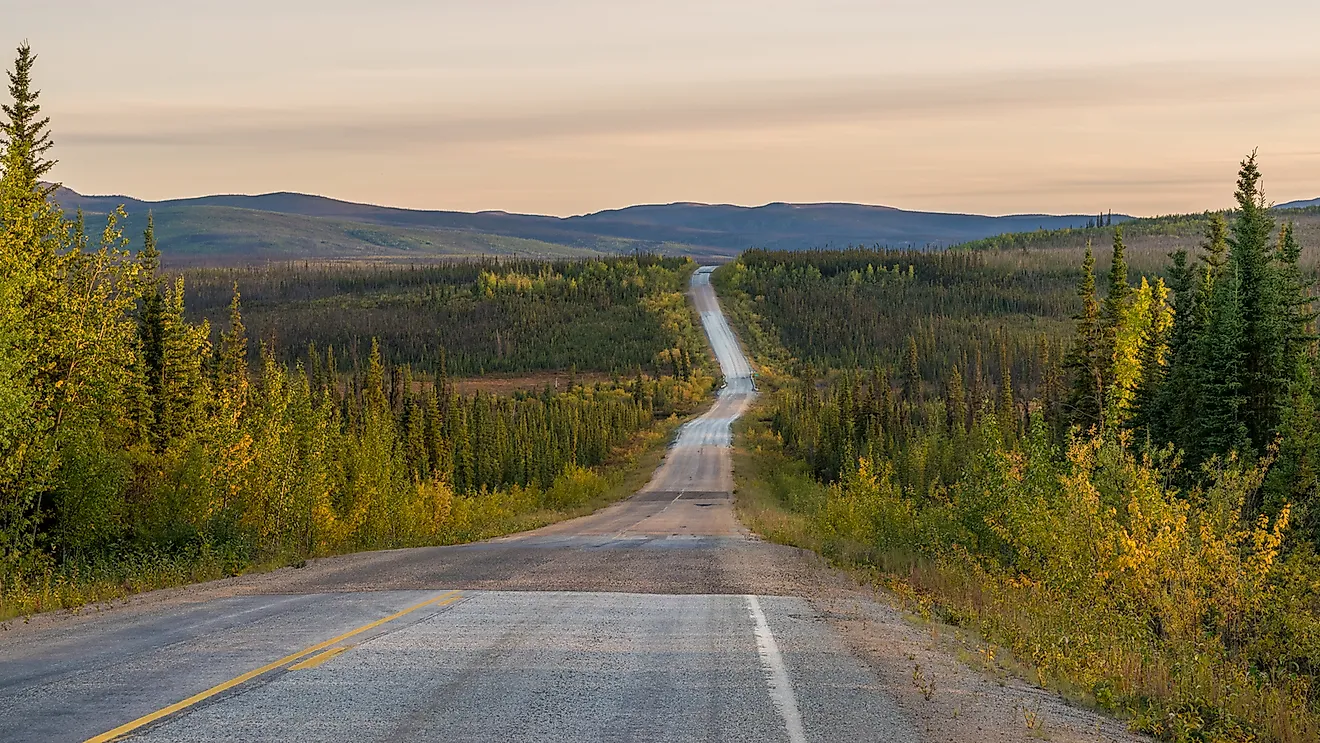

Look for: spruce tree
[1152,249,1199,451]
[422,382,450,483]
[1038,336,1064,443]
[137,214,165,433]
[1128,298,1171,447]
[946,365,966,435]
[324,346,339,402]
[216,283,248,413]
[998,340,1016,443]
[450,397,473,492]
[1065,243,1105,432]
[1275,222,1317,390]
[1260,221,1320,524]
[0,43,55,194]
[1200,213,1230,285]
[968,345,984,420]
[1263,352,1318,534]
[1196,262,1250,461]
[398,374,425,485]
[1100,227,1130,369]
[156,278,210,444]
[903,335,921,403]
[1228,153,1282,450]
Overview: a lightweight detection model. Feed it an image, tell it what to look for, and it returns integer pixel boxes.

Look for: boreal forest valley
[4,41,1320,743]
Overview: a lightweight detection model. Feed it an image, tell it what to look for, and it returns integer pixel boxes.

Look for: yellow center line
[84,591,463,743]
[288,645,351,671]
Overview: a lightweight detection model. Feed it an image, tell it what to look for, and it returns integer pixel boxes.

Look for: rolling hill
[54,186,1131,264]
[1280,197,1320,210]
[955,206,1320,278]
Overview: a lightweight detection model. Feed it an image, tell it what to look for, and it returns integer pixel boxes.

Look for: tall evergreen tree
[946,365,966,435]
[1275,222,1317,389]
[998,340,1016,443]
[1200,214,1230,285]
[1228,153,1283,450]
[1100,227,1130,374]
[903,335,921,403]
[216,284,248,415]
[1263,352,1318,534]
[1196,262,1251,461]
[968,344,984,414]
[364,339,388,413]
[1065,243,1105,432]
[156,278,211,444]
[1128,297,1171,448]
[137,215,164,434]
[0,43,55,194]
[1038,335,1064,443]
[1149,249,1199,451]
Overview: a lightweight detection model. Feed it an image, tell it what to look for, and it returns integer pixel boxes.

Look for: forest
[0,46,715,618]
[180,256,710,378]
[715,157,1320,742]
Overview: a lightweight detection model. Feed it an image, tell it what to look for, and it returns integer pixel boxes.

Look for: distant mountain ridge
[54,185,1136,263]
[1279,197,1320,210]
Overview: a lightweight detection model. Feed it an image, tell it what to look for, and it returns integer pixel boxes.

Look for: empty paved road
[0,266,1140,743]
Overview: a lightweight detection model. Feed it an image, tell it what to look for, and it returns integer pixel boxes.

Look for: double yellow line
[85,591,463,743]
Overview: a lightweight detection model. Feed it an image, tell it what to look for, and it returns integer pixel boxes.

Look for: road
[0,267,1141,743]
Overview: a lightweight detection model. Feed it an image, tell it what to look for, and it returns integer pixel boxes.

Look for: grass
[0,415,685,624]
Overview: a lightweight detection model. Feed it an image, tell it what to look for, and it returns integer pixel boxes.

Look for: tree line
[720,246,1077,403]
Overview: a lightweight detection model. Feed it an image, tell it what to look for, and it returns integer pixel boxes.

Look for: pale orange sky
[9,1,1320,216]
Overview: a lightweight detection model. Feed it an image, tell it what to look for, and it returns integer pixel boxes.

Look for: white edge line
[746,594,808,743]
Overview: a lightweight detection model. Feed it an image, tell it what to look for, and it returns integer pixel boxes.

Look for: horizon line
[50,183,1174,221]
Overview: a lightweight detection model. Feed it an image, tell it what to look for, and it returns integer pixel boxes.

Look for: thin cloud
[58,62,1320,152]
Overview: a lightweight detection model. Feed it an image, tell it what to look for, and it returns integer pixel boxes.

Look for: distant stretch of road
[0,266,923,743]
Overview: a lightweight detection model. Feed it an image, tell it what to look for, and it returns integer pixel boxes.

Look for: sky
[7,1,1320,217]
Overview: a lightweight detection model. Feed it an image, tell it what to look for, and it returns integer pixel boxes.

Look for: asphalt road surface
[0,267,1141,743]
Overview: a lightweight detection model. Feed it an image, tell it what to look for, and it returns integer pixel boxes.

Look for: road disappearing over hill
[0,267,1145,743]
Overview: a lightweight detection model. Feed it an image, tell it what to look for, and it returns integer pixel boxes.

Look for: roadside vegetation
[715,159,1320,742]
[0,46,715,620]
